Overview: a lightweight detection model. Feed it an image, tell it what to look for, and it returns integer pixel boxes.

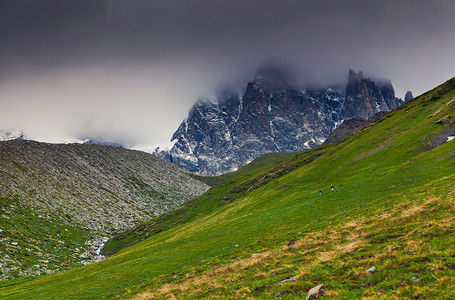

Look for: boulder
[366,266,376,273]
[279,276,298,283]
[287,239,298,246]
[306,284,327,299]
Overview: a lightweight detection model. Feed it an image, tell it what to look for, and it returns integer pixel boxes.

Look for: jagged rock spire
[342,69,396,120]
[405,91,414,102]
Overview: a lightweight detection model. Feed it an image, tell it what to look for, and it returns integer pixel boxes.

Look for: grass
[102,147,322,256]
[1,77,455,299]
[189,152,295,186]
[0,193,94,281]
[138,180,454,299]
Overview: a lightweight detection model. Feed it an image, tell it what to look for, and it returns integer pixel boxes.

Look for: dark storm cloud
[0,1,449,70]
[0,1,105,74]
[2,0,455,83]
[1,0,455,146]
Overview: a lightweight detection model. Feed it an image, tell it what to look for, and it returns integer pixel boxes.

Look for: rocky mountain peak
[348,68,364,82]
[216,86,242,105]
[342,69,397,120]
[157,67,405,175]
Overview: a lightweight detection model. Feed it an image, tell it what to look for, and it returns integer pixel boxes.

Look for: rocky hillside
[322,118,370,145]
[157,68,406,175]
[0,140,208,233]
[405,90,414,102]
[323,111,389,145]
[0,140,208,280]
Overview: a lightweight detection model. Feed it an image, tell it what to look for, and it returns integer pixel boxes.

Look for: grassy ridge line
[189,152,296,186]
[1,77,454,299]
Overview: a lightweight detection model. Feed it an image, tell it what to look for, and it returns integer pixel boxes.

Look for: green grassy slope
[102,151,314,256]
[0,194,94,280]
[189,152,296,186]
[1,77,455,299]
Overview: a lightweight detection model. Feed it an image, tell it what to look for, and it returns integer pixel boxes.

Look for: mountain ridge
[322,111,389,145]
[157,68,406,175]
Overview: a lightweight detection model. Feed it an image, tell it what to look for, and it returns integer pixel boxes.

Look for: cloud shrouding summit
[1,0,455,147]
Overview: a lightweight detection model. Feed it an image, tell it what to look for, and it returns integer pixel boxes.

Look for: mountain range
[157,68,410,175]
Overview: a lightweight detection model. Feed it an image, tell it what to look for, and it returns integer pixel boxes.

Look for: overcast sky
[1,0,455,148]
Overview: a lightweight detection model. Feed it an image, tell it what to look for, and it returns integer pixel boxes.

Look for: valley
[0,75,453,299]
[2,1,455,299]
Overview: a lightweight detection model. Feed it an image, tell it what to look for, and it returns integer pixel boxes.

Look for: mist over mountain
[1,1,455,149]
[157,67,407,175]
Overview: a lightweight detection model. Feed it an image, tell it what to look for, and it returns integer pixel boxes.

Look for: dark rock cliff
[322,118,370,145]
[341,69,402,120]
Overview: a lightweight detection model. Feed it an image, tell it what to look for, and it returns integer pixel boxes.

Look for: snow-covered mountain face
[0,129,125,148]
[157,68,405,175]
[0,129,27,141]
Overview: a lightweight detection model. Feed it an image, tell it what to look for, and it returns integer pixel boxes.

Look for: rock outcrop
[405,90,414,102]
[341,69,402,120]
[322,118,370,145]
[306,284,327,299]
[323,111,390,145]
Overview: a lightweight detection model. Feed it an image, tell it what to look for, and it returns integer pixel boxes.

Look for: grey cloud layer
[1,0,455,145]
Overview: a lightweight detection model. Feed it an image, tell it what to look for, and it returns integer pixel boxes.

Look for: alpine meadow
[1,75,454,299]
